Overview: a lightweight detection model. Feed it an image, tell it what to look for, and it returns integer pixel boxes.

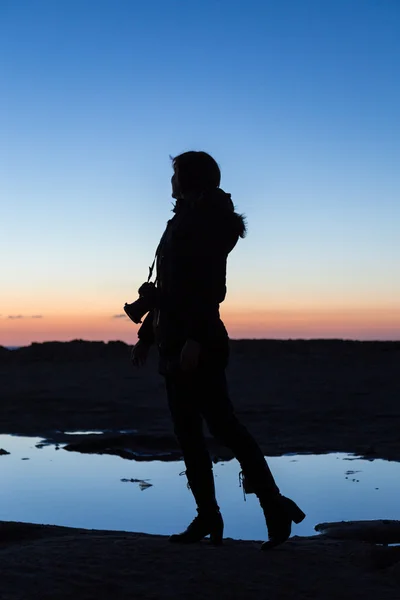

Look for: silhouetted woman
[131,151,305,549]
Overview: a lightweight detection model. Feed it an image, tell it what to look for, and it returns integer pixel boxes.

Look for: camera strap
[147,257,156,282]
[147,223,169,284]
[147,239,162,283]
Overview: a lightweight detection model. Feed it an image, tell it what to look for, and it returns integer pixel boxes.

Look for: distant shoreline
[2,337,400,352]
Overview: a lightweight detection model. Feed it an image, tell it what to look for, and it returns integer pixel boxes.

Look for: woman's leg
[197,365,305,548]
[165,373,219,513]
[197,367,279,499]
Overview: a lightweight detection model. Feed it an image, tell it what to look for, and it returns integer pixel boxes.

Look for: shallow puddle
[1,434,400,541]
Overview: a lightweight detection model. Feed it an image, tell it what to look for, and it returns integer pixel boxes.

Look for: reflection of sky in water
[1,434,400,541]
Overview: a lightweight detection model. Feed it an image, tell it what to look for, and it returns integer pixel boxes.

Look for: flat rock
[316,520,400,544]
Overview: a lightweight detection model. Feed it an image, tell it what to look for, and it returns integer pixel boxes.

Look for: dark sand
[1,340,400,460]
[0,521,400,600]
[1,340,400,598]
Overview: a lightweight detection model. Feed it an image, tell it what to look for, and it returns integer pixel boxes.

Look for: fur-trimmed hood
[209,188,247,240]
[173,188,247,243]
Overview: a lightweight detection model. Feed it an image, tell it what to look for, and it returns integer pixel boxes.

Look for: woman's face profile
[171,171,181,200]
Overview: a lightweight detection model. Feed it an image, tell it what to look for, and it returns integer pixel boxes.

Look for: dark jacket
[138,188,246,357]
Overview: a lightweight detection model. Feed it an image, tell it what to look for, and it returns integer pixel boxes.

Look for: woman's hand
[131,340,151,367]
[180,339,201,372]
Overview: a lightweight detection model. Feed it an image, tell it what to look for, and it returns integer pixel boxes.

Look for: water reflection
[1,434,400,540]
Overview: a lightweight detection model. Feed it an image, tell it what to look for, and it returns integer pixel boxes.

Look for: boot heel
[288,500,306,524]
[210,520,224,546]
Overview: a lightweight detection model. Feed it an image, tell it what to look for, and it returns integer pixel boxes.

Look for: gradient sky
[2,0,400,345]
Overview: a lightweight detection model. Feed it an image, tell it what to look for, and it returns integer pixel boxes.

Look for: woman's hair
[172,151,221,194]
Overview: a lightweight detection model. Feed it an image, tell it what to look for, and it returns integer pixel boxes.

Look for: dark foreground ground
[1,521,400,600]
[1,340,400,598]
[1,339,400,460]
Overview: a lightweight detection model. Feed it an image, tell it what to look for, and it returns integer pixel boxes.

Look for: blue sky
[1,0,400,343]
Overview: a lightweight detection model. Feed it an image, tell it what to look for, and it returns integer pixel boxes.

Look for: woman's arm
[137,309,155,345]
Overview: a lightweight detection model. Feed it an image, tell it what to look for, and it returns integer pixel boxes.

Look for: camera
[124,282,158,324]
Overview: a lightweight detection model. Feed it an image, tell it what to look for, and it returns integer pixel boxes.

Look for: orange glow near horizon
[222,307,400,341]
[1,307,400,346]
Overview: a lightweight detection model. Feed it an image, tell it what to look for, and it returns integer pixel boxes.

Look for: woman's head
[171,151,221,199]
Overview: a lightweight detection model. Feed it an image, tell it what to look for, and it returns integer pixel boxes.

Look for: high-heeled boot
[260,493,306,550]
[169,508,224,545]
[169,465,224,545]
